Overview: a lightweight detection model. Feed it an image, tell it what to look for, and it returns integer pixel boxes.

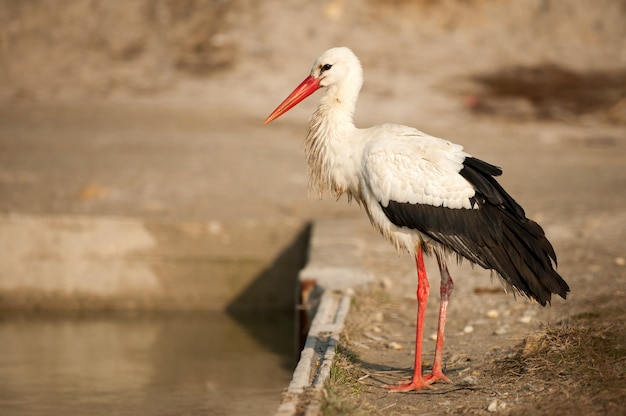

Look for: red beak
[264,75,321,124]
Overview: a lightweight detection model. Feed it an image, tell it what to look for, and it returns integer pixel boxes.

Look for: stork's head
[310,47,362,89]
[264,47,363,124]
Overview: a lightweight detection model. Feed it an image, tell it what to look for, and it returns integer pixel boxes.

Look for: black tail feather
[499,208,569,304]
[460,156,569,304]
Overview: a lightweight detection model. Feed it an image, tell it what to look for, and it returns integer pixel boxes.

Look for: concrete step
[0,213,308,311]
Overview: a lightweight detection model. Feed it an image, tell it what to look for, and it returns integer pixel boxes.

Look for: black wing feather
[381,156,569,305]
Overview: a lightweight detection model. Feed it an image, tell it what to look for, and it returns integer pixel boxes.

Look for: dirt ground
[1,1,626,415]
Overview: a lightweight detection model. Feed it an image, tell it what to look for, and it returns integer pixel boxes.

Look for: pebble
[518,315,532,324]
[494,325,509,335]
[463,325,474,333]
[487,399,506,412]
[615,257,626,266]
[429,332,438,341]
[387,342,403,350]
[461,375,478,385]
[486,309,499,319]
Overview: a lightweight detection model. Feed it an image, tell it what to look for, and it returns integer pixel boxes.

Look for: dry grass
[500,305,626,415]
[322,343,369,416]
[322,291,626,416]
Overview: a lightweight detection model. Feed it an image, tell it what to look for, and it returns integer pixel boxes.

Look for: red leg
[425,253,454,384]
[383,245,431,392]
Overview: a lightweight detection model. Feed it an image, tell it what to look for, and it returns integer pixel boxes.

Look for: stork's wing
[364,128,498,267]
[363,127,477,210]
[362,127,567,305]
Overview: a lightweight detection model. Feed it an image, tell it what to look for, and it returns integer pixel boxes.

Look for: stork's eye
[321,63,333,72]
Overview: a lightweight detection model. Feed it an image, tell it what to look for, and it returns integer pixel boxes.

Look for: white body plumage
[302,48,476,255]
[306,118,476,255]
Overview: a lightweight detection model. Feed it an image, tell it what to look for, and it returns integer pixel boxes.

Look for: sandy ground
[2,1,626,415]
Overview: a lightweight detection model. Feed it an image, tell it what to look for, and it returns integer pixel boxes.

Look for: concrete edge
[0,213,305,311]
[275,219,373,416]
[275,292,351,416]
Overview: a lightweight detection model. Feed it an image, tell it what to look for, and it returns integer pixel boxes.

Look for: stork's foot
[382,378,433,393]
[382,370,451,392]
[424,370,452,385]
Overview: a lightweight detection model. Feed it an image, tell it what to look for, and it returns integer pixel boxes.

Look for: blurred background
[1,1,625,111]
[0,1,624,415]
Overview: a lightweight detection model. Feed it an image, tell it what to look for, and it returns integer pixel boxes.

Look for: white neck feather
[304,84,361,201]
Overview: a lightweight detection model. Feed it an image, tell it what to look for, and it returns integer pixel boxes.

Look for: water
[0,311,295,416]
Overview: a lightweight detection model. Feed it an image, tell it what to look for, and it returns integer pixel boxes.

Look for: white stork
[264,47,569,392]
